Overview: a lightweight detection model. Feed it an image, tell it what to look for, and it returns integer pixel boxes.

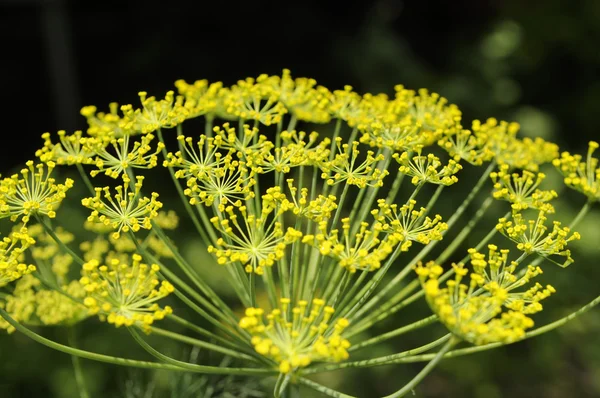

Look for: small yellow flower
[321,139,389,188]
[496,210,580,267]
[490,164,557,212]
[36,130,95,165]
[553,141,600,202]
[120,90,188,134]
[0,229,36,287]
[373,199,448,251]
[239,298,351,374]
[302,218,395,273]
[208,191,301,274]
[79,254,174,329]
[0,161,73,223]
[394,147,462,186]
[416,262,535,345]
[87,132,164,179]
[81,175,162,239]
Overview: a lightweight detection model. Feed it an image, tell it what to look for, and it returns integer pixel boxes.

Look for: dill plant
[1,70,599,397]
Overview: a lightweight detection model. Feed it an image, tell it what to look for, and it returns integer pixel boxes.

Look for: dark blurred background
[1,0,600,397]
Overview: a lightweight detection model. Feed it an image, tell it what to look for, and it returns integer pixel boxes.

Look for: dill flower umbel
[81,175,162,239]
[239,298,350,374]
[0,161,73,223]
[79,254,174,329]
[0,229,36,287]
[2,69,599,398]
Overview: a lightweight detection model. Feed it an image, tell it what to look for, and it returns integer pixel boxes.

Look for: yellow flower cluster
[239,298,350,374]
[373,199,447,251]
[490,165,557,212]
[302,218,395,273]
[468,245,555,314]
[0,161,73,224]
[553,141,600,202]
[416,261,536,345]
[0,229,36,287]
[79,254,174,329]
[207,189,302,274]
[320,139,389,188]
[81,175,162,239]
[394,147,462,186]
[496,210,580,267]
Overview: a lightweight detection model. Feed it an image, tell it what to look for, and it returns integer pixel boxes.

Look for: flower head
[208,190,301,274]
[79,254,174,329]
[239,298,350,374]
[490,165,558,212]
[81,175,162,239]
[393,147,462,186]
[36,130,95,165]
[373,199,448,251]
[416,262,535,345]
[0,229,36,287]
[0,161,73,223]
[496,210,580,267]
[553,141,600,202]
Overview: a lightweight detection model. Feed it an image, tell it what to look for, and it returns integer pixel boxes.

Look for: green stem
[382,337,458,398]
[304,335,451,374]
[435,196,497,265]
[76,163,95,195]
[67,327,90,398]
[348,315,438,352]
[36,215,84,266]
[297,377,356,398]
[149,326,257,361]
[128,327,275,376]
[0,308,184,371]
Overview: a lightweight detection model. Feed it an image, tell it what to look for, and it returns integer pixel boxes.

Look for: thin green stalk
[569,200,592,229]
[67,327,90,398]
[129,231,239,327]
[169,289,251,346]
[382,337,459,398]
[76,163,95,195]
[340,245,402,320]
[156,128,211,246]
[445,161,496,230]
[349,315,438,352]
[349,281,423,335]
[149,326,257,361]
[303,334,451,374]
[297,377,356,398]
[0,308,184,371]
[128,327,275,376]
[36,215,84,266]
[166,314,249,352]
[435,196,497,264]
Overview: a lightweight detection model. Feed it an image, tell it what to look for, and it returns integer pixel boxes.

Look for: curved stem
[149,326,258,361]
[382,337,458,398]
[349,315,438,352]
[303,334,451,374]
[297,377,357,398]
[128,327,275,376]
[0,308,184,371]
